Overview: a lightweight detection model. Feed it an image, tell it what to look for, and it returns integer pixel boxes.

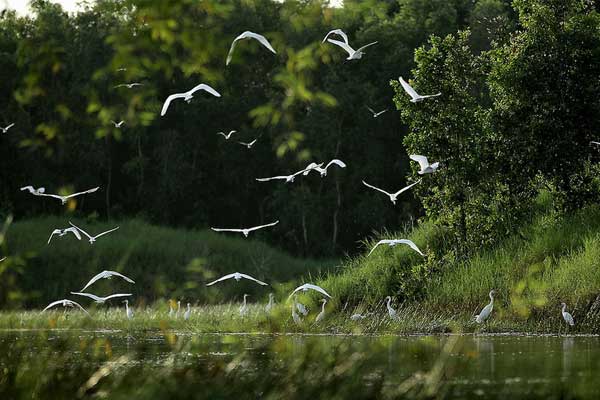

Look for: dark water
[1,331,599,399]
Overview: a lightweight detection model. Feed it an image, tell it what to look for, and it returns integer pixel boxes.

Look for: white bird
[289,283,332,299]
[475,290,495,324]
[0,123,14,133]
[368,239,424,257]
[366,106,388,118]
[315,299,327,323]
[362,179,421,204]
[114,82,143,89]
[47,227,82,244]
[561,302,575,327]
[111,120,125,128]
[69,222,120,244]
[239,294,250,317]
[590,141,600,146]
[20,186,45,195]
[296,298,309,316]
[0,257,5,263]
[350,313,371,321]
[238,139,257,149]
[43,299,89,315]
[226,31,277,66]
[265,293,275,313]
[123,300,133,319]
[79,270,135,292]
[160,83,221,116]
[326,38,378,60]
[210,221,279,237]
[256,165,322,183]
[176,301,181,318]
[311,159,347,177]
[399,77,441,102]
[291,297,302,325]
[322,29,349,44]
[70,292,132,304]
[385,296,397,319]
[206,272,268,286]
[38,187,99,205]
[217,130,237,139]
[168,302,175,318]
[116,67,127,72]
[409,155,440,175]
[184,303,191,321]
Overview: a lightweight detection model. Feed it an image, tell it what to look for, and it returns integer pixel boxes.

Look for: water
[1,330,600,399]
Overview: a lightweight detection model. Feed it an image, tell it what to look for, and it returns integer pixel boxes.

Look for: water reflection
[562,336,574,379]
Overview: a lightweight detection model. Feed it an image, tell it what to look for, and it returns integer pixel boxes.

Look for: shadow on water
[1,330,600,399]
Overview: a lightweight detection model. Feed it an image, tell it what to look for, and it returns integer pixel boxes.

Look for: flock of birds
[1,28,576,329]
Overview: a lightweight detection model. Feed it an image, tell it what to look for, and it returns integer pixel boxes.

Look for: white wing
[0,257,5,262]
[211,227,245,233]
[93,226,120,239]
[80,270,109,291]
[362,180,392,197]
[188,83,221,98]
[355,41,378,53]
[70,292,103,302]
[591,141,600,146]
[366,106,376,114]
[419,93,441,99]
[391,179,422,197]
[399,77,420,99]
[69,221,93,241]
[325,159,346,170]
[246,220,279,232]
[256,176,289,182]
[409,154,430,170]
[326,38,355,56]
[290,283,332,298]
[4,123,14,131]
[369,239,424,256]
[206,273,238,286]
[302,162,321,175]
[161,93,187,116]
[322,29,348,44]
[62,187,99,200]
[238,273,268,286]
[64,227,82,241]
[227,31,276,66]
[43,299,89,315]
[47,229,62,245]
[20,186,34,193]
[105,270,135,284]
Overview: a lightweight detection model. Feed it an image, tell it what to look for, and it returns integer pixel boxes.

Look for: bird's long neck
[562,304,567,313]
[321,301,327,312]
[386,297,391,308]
[243,296,247,306]
[489,292,494,304]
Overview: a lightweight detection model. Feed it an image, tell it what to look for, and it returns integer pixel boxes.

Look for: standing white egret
[265,293,275,313]
[20,186,46,195]
[210,221,279,238]
[168,302,175,318]
[239,294,250,317]
[217,130,237,139]
[366,106,388,118]
[362,179,421,204]
[47,227,82,244]
[292,297,302,325]
[399,77,441,102]
[238,139,257,149]
[561,303,575,327]
[289,283,332,299]
[385,296,397,319]
[368,239,424,257]
[226,31,277,66]
[409,155,439,175]
[37,187,99,205]
[161,83,221,116]
[70,292,132,304]
[322,29,349,44]
[114,83,143,89]
[176,301,181,319]
[123,300,133,319]
[79,270,135,292]
[0,123,14,133]
[111,120,125,128]
[326,38,378,60]
[315,299,327,323]
[475,290,496,324]
[43,299,90,315]
[68,222,120,244]
[184,303,191,321]
[206,272,268,286]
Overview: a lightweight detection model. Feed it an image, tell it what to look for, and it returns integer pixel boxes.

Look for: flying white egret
[38,187,99,205]
[47,227,82,244]
[385,296,397,319]
[322,29,349,44]
[184,303,191,321]
[312,159,346,177]
[206,272,268,286]
[366,106,388,118]
[256,164,322,183]
[161,83,221,116]
[116,67,127,72]
[265,293,275,313]
[475,290,495,324]
[289,283,332,299]
[0,123,14,133]
[68,222,120,244]
[292,297,302,325]
[238,139,257,149]
[79,270,135,292]
[315,299,327,323]
[590,141,600,146]
[362,179,421,204]
[409,155,439,174]
[111,120,125,128]
[561,303,575,327]
[368,239,424,257]
[43,299,90,315]
[399,77,441,102]
[326,38,378,60]
[70,292,132,304]
[123,300,133,319]
[20,186,45,195]
[217,130,237,139]
[114,83,143,89]
[210,221,279,237]
[239,294,250,317]
[226,31,277,66]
